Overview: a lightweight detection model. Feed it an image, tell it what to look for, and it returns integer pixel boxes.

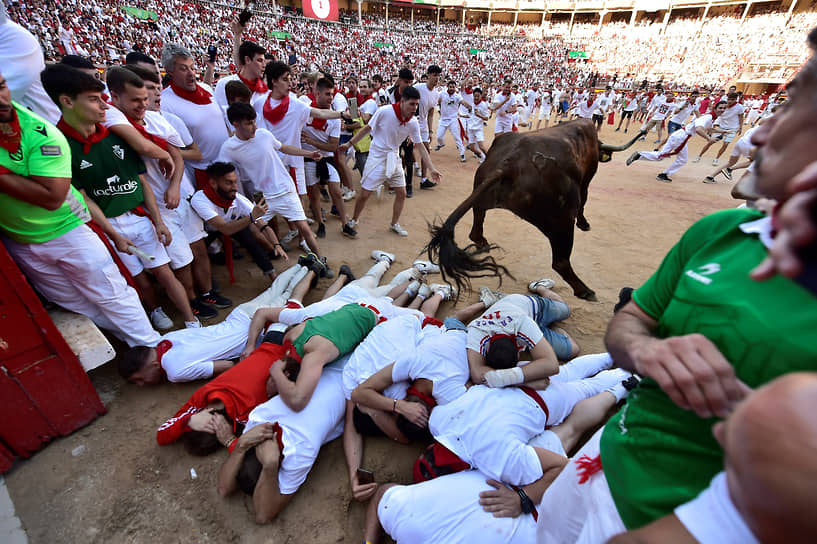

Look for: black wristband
[517,488,534,515]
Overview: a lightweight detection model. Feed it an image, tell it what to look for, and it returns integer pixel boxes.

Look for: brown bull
[425,119,644,301]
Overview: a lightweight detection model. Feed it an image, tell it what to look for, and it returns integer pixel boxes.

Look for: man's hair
[106,66,145,95]
[315,77,334,92]
[118,346,152,379]
[282,356,301,382]
[225,80,252,103]
[447,80,456,86]
[181,410,236,456]
[346,75,358,85]
[427,64,442,75]
[41,64,105,106]
[124,64,160,85]
[484,337,519,369]
[372,74,384,84]
[300,71,319,84]
[473,87,483,94]
[401,85,420,101]
[727,92,739,100]
[397,68,414,81]
[239,40,266,64]
[206,161,236,179]
[395,397,433,441]
[161,43,193,72]
[125,51,155,66]
[59,54,95,70]
[504,77,513,85]
[264,61,291,87]
[237,446,263,494]
[227,101,256,124]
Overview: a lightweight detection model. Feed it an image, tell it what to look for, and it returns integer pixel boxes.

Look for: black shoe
[316,223,326,238]
[320,188,330,202]
[653,147,659,152]
[406,184,413,198]
[622,375,641,391]
[342,222,358,238]
[190,298,218,319]
[722,167,733,181]
[199,292,232,309]
[297,254,313,268]
[330,205,340,218]
[703,176,717,184]
[656,173,672,183]
[321,257,334,279]
[420,179,437,189]
[339,264,355,285]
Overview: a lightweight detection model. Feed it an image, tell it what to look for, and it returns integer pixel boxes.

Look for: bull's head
[598,130,647,163]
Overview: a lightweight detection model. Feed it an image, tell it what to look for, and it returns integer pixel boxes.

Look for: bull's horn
[599,130,647,153]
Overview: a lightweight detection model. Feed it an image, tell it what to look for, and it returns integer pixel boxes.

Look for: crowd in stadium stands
[7,0,816,91]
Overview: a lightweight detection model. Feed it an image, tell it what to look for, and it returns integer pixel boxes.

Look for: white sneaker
[406,279,421,297]
[184,320,202,329]
[342,189,356,201]
[299,240,310,252]
[150,307,174,330]
[692,156,701,163]
[430,283,457,301]
[281,229,299,244]
[371,250,395,264]
[390,223,408,236]
[417,283,432,299]
[479,155,485,163]
[460,154,466,162]
[528,278,556,292]
[712,158,719,166]
[479,286,506,307]
[413,260,440,274]
[348,218,358,228]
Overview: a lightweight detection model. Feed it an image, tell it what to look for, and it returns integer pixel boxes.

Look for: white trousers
[638,129,690,176]
[3,224,161,347]
[436,118,466,155]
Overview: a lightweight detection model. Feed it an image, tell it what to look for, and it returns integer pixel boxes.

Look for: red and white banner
[303,0,338,21]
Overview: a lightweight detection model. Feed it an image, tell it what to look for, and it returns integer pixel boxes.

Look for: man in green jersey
[0,70,160,347]
[41,63,200,330]
[537,26,817,542]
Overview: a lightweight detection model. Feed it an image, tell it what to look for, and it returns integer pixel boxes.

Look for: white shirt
[302,115,340,158]
[161,85,229,170]
[367,105,422,156]
[391,327,469,406]
[213,73,267,126]
[218,129,293,196]
[244,366,346,494]
[650,99,674,121]
[439,91,464,121]
[670,102,697,125]
[526,89,539,110]
[466,294,545,356]
[574,98,597,119]
[252,92,312,169]
[675,472,760,544]
[595,92,616,115]
[718,103,745,130]
[359,97,378,118]
[190,190,254,223]
[468,100,491,130]
[415,83,439,128]
[685,113,716,137]
[161,111,197,197]
[540,91,552,108]
[492,92,516,119]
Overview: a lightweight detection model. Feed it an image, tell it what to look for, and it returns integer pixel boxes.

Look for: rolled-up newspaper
[128,245,155,261]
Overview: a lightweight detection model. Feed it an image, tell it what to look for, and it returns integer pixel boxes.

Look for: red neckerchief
[406,385,437,408]
[392,103,411,125]
[0,109,22,154]
[473,97,482,105]
[57,117,110,154]
[463,87,473,95]
[345,91,365,105]
[155,339,173,362]
[587,98,594,107]
[447,90,456,96]
[169,81,212,105]
[502,91,510,96]
[263,93,289,125]
[238,72,268,94]
[125,114,169,151]
[202,183,238,283]
[101,91,110,102]
[203,183,234,210]
[307,93,327,131]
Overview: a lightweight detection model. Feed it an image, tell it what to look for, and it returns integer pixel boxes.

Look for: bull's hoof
[469,236,489,248]
[576,219,591,232]
[576,289,597,301]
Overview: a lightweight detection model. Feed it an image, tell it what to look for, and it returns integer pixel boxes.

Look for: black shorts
[621,110,634,119]
[592,114,604,126]
[353,405,386,437]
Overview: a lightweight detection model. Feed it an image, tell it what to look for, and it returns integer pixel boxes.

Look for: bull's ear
[531,151,556,171]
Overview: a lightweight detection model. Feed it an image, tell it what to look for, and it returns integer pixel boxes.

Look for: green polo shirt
[66,130,146,218]
[0,102,90,244]
[600,208,817,529]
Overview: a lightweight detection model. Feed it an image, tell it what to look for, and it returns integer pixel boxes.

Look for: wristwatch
[517,488,534,515]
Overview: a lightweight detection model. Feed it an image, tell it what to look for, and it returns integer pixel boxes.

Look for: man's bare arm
[242,306,284,357]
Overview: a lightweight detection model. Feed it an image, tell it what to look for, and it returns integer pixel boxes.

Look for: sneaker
[692,156,701,163]
[473,152,482,159]
[413,260,440,274]
[703,176,717,184]
[316,223,326,238]
[150,307,174,330]
[528,278,556,292]
[479,155,485,163]
[417,283,431,299]
[371,250,395,264]
[305,216,315,225]
[638,136,646,141]
[320,188,330,202]
[712,158,719,166]
[330,205,340,218]
[320,256,335,279]
[420,179,437,189]
[343,189,356,201]
[460,154,466,162]
[300,240,310,253]
[406,184,413,198]
[390,223,408,236]
[342,221,358,238]
[198,291,232,309]
[479,286,506,307]
[622,375,642,391]
[184,320,202,329]
[434,143,445,151]
[281,229,299,244]
[722,167,733,181]
[406,279,421,297]
[615,127,620,132]
[338,264,355,285]
[430,283,457,301]
[656,173,673,183]
[653,147,659,152]
[653,139,661,144]
[626,151,640,166]
[190,298,218,319]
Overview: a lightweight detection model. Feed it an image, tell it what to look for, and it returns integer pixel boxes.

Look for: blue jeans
[528,295,572,360]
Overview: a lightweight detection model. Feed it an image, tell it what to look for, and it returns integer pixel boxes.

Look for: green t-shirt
[291,304,377,358]
[600,208,817,529]
[66,130,146,218]
[0,103,90,243]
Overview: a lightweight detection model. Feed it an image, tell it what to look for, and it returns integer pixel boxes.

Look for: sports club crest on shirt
[9,149,23,161]
[112,145,125,160]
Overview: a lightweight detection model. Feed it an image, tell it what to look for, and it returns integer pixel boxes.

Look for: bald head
[716,372,817,542]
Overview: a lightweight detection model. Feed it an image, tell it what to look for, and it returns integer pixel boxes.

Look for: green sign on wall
[121,6,158,20]
[568,51,589,59]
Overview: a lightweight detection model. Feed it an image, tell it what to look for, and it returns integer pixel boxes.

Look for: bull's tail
[423,170,514,298]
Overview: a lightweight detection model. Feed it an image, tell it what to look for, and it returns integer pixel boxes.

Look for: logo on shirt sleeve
[685,263,721,285]
[40,145,62,156]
